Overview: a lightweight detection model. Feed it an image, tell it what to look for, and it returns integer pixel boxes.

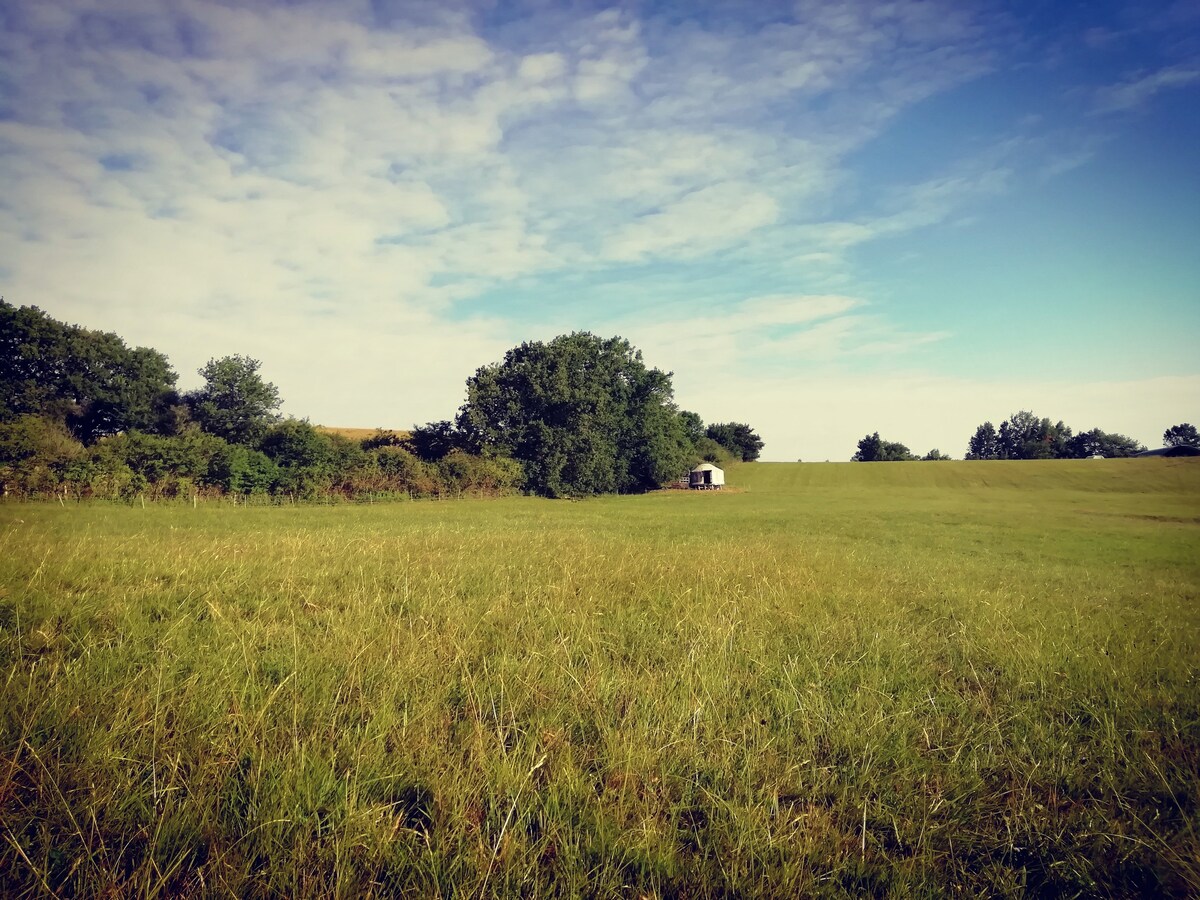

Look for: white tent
[689,463,724,489]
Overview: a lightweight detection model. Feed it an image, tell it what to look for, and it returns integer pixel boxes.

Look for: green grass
[2,459,1198,897]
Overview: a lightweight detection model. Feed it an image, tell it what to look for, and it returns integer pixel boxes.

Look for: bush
[0,416,84,496]
[207,444,279,495]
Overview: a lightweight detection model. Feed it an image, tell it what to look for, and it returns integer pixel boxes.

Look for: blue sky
[1,0,1197,460]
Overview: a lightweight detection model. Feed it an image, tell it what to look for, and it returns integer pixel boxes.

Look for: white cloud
[792,165,1012,256]
[0,0,1188,444]
[518,52,567,83]
[1093,65,1200,114]
[603,183,780,262]
[607,293,946,388]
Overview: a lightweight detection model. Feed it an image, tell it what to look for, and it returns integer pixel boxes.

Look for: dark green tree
[1,300,179,442]
[258,419,341,497]
[693,436,732,465]
[456,332,690,497]
[187,355,281,445]
[1064,429,1144,458]
[1163,423,1199,448]
[405,420,462,462]
[677,410,706,446]
[852,432,915,461]
[705,422,764,462]
[996,411,1072,459]
[0,415,84,494]
[207,444,279,495]
[923,448,952,461]
[966,422,1000,460]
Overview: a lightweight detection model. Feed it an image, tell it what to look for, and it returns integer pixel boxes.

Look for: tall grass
[2,459,1198,897]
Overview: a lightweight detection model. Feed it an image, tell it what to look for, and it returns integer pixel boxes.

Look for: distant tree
[852,432,915,462]
[405,420,462,462]
[1,300,179,442]
[922,448,951,461]
[705,422,764,462]
[1065,429,1144,458]
[965,422,1000,460]
[677,410,706,446]
[207,443,278,494]
[186,355,281,445]
[259,419,332,470]
[996,410,1072,460]
[258,419,340,497]
[456,332,691,496]
[1164,423,1199,448]
[692,436,733,466]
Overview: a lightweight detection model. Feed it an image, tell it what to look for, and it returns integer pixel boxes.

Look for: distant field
[2,459,1198,897]
[316,426,409,442]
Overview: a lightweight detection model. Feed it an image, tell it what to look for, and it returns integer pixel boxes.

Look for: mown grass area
[1,459,1198,897]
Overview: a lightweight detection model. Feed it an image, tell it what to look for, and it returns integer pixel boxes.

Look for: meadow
[1,459,1198,897]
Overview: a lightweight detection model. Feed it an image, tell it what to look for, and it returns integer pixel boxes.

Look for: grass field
[2,459,1198,897]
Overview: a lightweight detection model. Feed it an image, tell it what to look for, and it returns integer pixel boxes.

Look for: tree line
[852,412,1196,462]
[0,301,762,500]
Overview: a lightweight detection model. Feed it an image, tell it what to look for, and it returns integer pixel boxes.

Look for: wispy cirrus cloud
[0,0,1193,459]
[0,0,998,327]
[608,293,948,386]
[1092,64,1200,113]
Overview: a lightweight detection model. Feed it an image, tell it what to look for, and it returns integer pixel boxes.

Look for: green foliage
[692,435,733,466]
[260,419,334,469]
[369,445,438,495]
[186,355,281,445]
[969,412,1144,460]
[94,429,228,483]
[1164,422,1199,448]
[258,419,338,497]
[457,332,691,496]
[0,300,179,442]
[922,448,952,460]
[677,410,705,445]
[0,415,84,494]
[208,443,279,494]
[997,411,1072,459]
[436,450,524,496]
[405,420,461,462]
[966,421,1000,459]
[1065,428,1144,458]
[705,421,764,462]
[852,432,916,461]
[360,429,406,450]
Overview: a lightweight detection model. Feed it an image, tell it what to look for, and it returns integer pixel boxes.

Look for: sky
[1,0,1198,461]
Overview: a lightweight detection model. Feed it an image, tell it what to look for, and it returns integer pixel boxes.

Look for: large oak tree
[456,332,691,497]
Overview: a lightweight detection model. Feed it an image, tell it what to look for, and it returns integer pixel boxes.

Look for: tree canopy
[1,300,178,443]
[705,422,764,462]
[185,355,282,445]
[965,411,1143,459]
[851,432,916,462]
[966,422,1000,460]
[2,304,769,501]
[456,332,693,497]
[1164,423,1198,448]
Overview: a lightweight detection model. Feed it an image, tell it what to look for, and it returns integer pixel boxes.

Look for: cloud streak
[0,0,1194,460]
[1093,65,1200,113]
